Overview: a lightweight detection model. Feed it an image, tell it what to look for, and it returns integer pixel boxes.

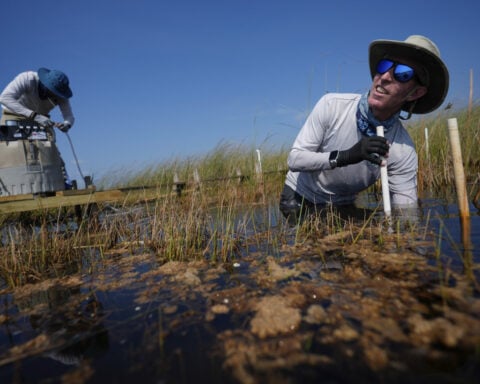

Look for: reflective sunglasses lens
[394,64,414,83]
[376,59,394,74]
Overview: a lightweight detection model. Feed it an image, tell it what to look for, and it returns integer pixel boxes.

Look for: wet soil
[0,222,479,383]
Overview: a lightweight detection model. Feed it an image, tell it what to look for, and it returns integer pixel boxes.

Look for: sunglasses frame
[376,59,417,83]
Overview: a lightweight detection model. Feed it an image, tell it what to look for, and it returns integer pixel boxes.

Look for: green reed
[408,104,479,194]
[98,141,289,192]
[100,105,479,197]
[0,104,478,289]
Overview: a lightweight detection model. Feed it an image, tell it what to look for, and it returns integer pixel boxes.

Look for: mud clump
[250,295,302,338]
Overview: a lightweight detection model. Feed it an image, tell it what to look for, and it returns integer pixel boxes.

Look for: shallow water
[0,193,479,384]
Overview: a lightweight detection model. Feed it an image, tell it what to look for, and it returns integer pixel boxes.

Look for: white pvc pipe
[376,126,391,217]
[255,149,262,173]
[424,127,430,162]
[447,118,470,218]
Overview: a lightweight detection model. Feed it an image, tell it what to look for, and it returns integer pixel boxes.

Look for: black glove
[57,122,72,133]
[337,136,389,167]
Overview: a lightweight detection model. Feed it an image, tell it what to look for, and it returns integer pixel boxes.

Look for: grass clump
[408,104,480,192]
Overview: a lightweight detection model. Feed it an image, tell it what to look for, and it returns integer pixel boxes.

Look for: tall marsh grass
[409,104,479,194]
[100,141,289,192]
[101,106,479,197]
[0,105,478,289]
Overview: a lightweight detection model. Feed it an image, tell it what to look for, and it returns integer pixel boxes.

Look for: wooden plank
[0,185,189,215]
[0,189,125,214]
[0,186,97,203]
[0,192,35,202]
[56,187,97,196]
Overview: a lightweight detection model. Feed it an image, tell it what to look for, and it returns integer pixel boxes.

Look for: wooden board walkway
[0,184,171,214]
[0,183,193,215]
[0,188,126,214]
[0,162,277,215]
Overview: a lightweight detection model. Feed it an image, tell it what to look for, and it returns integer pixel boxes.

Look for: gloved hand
[56,122,72,133]
[34,114,54,128]
[337,136,390,167]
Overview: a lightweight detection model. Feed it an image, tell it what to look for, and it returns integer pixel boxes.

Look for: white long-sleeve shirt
[285,93,418,207]
[0,71,74,126]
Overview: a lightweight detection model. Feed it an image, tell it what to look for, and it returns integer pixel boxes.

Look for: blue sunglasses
[376,59,416,83]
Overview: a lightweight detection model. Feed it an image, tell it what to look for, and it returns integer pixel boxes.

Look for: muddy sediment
[0,226,479,383]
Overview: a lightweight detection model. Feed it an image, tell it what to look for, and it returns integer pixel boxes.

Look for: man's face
[368,57,427,120]
[38,82,60,104]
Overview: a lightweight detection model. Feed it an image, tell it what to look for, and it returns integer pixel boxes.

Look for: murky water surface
[0,193,479,383]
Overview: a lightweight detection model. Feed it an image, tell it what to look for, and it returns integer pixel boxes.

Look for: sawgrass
[0,104,478,289]
[99,141,289,192]
[100,105,479,198]
[409,103,480,194]
[0,183,435,289]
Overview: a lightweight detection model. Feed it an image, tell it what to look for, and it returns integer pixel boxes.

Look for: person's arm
[0,72,37,118]
[57,99,75,128]
[288,95,389,173]
[287,98,330,172]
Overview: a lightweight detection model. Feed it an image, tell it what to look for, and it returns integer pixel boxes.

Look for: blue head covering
[37,68,72,99]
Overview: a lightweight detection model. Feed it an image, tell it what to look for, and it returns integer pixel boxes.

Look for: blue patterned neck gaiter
[356,92,400,137]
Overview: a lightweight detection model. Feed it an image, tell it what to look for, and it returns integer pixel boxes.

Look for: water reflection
[31,290,108,366]
[1,283,109,381]
[459,215,475,280]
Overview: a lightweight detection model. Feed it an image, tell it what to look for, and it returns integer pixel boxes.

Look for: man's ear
[406,85,428,101]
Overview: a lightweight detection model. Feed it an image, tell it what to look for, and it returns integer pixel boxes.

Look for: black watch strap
[329,150,339,169]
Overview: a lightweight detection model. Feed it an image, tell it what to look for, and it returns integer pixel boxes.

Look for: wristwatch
[329,150,339,169]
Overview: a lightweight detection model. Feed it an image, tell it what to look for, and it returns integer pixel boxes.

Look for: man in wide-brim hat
[279,35,449,223]
[0,67,76,190]
[368,35,449,116]
[0,67,74,131]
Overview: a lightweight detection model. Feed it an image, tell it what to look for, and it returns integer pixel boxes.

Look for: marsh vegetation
[0,105,478,383]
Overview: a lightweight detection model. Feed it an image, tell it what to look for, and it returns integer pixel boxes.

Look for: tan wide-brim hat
[369,35,449,114]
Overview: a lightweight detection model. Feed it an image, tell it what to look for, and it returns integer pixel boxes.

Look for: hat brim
[369,40,449,114]
[38,67,73,99]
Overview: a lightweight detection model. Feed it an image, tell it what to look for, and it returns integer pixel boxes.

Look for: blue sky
[1,0,479,184]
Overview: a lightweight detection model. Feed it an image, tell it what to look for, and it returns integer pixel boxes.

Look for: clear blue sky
[2,0,479,184]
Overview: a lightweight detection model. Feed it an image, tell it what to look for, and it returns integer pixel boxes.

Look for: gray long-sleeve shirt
[0,71,74,126]
[285,93,418,207]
